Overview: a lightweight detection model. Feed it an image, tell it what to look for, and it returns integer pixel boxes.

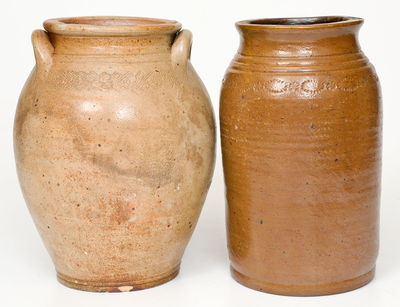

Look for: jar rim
[236,16,363,30]
[43,16,182,36]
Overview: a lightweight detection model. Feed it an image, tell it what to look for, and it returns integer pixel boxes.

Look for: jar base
[230,265,375,296]
[57,266,180,292]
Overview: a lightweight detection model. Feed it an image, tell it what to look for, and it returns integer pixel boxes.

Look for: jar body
[14,18,215,292]
[220,17,382,296]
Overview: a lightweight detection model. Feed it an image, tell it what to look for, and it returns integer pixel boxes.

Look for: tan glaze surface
[14,16,215,292]
[220,16,382,296]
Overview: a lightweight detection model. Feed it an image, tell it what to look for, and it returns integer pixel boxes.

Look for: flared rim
[236,16,363,31]
[43,16,182,36]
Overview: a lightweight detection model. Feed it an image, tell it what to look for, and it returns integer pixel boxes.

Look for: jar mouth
[43,16,182,36]
[237,16,363,30]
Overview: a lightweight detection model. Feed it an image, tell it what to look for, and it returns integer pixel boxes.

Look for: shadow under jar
[220,16,382,296]
[14,16,215,292]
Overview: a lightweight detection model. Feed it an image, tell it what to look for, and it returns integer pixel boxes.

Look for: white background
[1,0,399,306]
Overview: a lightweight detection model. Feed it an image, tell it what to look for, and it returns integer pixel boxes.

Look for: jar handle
[171,29,192,69]
[32,30,54,72]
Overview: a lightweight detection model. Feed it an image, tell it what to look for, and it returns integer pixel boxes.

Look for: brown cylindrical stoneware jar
[220,16,382,296]
[14,17,215,292]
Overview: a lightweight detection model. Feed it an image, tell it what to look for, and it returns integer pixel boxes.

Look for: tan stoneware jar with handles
[14,16,215,292]
[220,16,382,296]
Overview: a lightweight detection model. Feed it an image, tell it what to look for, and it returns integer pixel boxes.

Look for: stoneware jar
[14,16,215,292]
[220,16,382,296]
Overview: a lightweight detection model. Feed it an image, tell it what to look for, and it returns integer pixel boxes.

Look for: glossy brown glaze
[14,16,215,292]
[220,16,382,296]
